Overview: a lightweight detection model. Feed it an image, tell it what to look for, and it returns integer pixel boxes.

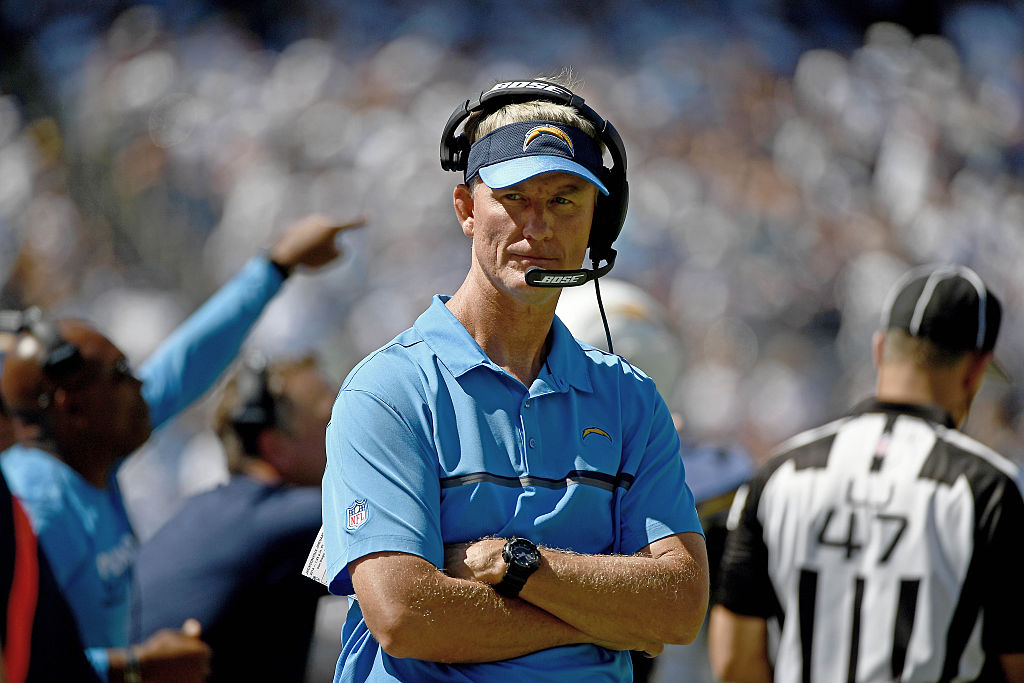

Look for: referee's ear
[872,331,885,370]
[963,351,992,398]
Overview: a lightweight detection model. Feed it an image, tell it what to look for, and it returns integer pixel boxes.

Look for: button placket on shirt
[519,374,564,469]
[521,396,538,469]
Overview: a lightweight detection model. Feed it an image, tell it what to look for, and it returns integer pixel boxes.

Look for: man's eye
[504,193,523,201]
[553,197,572,205]
[114,358,134,380]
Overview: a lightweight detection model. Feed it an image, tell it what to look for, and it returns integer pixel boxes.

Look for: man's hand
[444,538,507,585]
[269,214,366,273]
[132,618,212,683]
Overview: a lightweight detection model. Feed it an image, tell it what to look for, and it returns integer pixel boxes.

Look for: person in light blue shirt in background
[0,332,101,683]
[0,214,363,683]
[322,74,709,682]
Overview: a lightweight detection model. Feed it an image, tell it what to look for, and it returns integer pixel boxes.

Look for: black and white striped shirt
[717,399,1024,682]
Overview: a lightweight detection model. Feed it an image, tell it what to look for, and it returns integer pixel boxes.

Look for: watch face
[511,545,535,563]
[507,539,540,569]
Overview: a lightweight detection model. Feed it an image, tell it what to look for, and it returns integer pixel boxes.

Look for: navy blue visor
[464,120,609,195]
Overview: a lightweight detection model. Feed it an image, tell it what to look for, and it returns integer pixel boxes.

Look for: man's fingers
[182,618,202,638]
[332,216,367,233]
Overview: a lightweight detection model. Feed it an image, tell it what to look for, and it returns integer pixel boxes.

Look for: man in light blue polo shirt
[1,214,363,683]
[322,76,710,682]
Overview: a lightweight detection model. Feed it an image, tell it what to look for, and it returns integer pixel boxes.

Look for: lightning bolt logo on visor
[582,427,612,442]
[523,125,574,154]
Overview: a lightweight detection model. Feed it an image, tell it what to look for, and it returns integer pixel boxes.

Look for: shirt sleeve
[138,256,284,429]
[715,471,778,619]
[978,474,1024,654]
[0,452,92,593]
[322,387,443,597]
[617,390,704,555]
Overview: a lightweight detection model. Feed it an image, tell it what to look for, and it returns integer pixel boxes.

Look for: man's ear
[453,184,474,237]
[963,351,992,397]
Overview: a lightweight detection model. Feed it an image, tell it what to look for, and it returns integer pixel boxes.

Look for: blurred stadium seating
[1,7,1023,668]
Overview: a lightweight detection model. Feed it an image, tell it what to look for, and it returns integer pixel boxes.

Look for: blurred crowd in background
[2,0,1024,545]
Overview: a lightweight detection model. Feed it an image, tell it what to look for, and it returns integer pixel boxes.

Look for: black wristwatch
[494,537,541,598]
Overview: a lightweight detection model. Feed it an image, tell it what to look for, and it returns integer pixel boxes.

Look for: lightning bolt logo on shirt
[582,427,612,442]
[523,125,574,154]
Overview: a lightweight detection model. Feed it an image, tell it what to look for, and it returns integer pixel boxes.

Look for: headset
[226,352,278,455]
[0,307,85,381]
[0,307,87,415]
[440,79,629,288]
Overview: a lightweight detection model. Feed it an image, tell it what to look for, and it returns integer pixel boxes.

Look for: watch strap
[494,569,530,598]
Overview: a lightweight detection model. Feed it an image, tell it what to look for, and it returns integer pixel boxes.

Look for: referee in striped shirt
[709,264,1024,683]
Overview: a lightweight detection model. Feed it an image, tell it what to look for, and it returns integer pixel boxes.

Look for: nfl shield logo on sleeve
[346,499,369,530]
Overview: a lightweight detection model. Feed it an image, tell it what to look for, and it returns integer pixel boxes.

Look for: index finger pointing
[331,216,368,234]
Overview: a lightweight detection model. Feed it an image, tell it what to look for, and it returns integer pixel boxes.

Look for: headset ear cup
[442,134,471,172]
[230,355,274,430]
[589,172,627,262]
[451,135,470,172]
[612,177,628,244]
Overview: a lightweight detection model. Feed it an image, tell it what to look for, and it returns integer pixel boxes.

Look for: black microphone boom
[524,250,617,288]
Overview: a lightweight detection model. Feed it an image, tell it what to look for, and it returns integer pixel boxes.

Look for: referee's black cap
[882,264,1007,379]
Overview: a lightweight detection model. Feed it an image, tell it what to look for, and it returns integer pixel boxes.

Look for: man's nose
[520,202,553,239]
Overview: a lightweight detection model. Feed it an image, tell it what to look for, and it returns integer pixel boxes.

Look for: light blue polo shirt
[1,256,286,678]
[323,295,702,682]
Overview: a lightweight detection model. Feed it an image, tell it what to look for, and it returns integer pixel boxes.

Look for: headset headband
[229,353,276,429]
